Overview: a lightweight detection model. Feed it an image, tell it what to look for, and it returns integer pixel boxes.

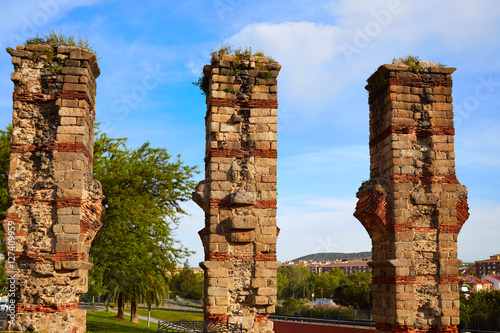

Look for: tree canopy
[277,265,372,309]
[89,131,198,322]
[0,125,11,219]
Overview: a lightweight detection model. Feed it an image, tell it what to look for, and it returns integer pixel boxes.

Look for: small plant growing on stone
[49,62,63,73]
[25,30,98,56]
[259,70,272,80]
[224,88,237,94]
[393,55,421,73]
[255,79,261,86]
[212,43,232,58]
[192,74,210,96]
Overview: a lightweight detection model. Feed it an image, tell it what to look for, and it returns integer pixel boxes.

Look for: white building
[483,274,500,290]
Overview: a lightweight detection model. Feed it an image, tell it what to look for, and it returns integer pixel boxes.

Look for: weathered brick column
[354,61,469,333]
[193,53,280,333]
[3,44,102,332]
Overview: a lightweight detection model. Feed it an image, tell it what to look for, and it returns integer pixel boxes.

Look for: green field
[87,311,157,332]
[87,308,203,332]
[130,308,204,322]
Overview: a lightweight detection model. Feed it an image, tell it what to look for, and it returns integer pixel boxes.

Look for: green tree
[169,261,204,300]
[0,125,11,219]
[277,269,289,300]
[0,125,12,294]
[89,131,198,323]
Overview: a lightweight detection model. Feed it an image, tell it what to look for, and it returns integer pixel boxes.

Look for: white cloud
[224,0,500,114]
[277,196,371,262]
[175,201,206,267]
[458,201,500,262]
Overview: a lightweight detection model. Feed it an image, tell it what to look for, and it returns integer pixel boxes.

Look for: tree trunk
[116,293,125,320]
[147,305,151,327]
[130,292,139,324]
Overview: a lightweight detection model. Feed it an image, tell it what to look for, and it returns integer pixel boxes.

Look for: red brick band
[13,90,91,105]
[14,251,88,262]
[205,314,229,323]
[206,251,277,261]
[372,276,416,285]
[370,125,455,148]
[354,192,392,238]
[209,148,277,159]
[375,323,458,333]
[456,196,469,230]
[9,197,84,207]
[439,275,462,284]
[16,302,79,313]
[11,142,93,164]
[389,77,453,88]
[13,91,57,103]
[255,314,269,322]
[209,199,276,209]
[390,174,457,184]
[210,98,278,108]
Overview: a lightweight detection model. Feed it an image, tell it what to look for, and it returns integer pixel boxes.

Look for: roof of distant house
[487,274,500,281]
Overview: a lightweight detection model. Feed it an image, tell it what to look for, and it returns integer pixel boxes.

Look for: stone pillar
[193,53,280,333]
[3,44,102,332]
[354,61,469,333]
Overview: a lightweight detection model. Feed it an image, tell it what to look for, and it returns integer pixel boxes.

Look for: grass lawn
[86,310,157,332]
[87,309,204,332]
[122,307,204,322]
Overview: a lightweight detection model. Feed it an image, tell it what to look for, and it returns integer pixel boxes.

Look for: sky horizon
[1,0,499,266]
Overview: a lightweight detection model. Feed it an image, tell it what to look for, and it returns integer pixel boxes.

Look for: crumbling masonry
[193,54,280,333]
[3,45,102,332]
[354,61,469,333]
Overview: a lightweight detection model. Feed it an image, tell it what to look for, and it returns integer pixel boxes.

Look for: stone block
[61,67,89,76]
[206,287,228,297]
[228,216,258,230]
[230,230,255,243]
[56,233,80,243]
[231,189,257,205]
[70,50,93,61]
[58,215,81,225]
[63,224,80,234]
[59,107,86,117]
[62,83,89,94]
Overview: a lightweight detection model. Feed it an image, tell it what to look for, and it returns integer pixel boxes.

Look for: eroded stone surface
[194,54,280,333]
[355,62,469,333]
[2,45,102,333]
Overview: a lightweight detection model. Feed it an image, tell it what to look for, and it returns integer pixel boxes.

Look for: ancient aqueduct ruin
[2,43,468,333]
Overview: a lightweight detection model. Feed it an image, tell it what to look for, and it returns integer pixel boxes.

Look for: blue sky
[1,0,499,265]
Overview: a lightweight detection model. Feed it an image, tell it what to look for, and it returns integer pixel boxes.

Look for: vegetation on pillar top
[212,44,276,63]
[193,44,277,96]
[392,54,447,73]
[25,29,96,53]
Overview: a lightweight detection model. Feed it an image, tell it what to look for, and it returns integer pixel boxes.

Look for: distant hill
[292,252,372,262]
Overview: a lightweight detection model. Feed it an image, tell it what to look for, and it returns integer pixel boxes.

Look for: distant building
[470,279,492,292]
[316,299,336,307]
[483,274,500,290]
[280,258,371,276]
[475,254,500,276]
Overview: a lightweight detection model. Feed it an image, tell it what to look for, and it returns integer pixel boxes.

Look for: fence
[157,320,243,333]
